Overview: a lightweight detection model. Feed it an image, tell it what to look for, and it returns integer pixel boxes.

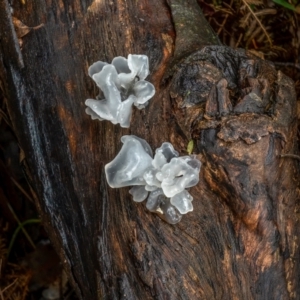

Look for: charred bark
[0,0,299,299]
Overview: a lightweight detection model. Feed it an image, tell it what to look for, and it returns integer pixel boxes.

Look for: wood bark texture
[0,0,299,299]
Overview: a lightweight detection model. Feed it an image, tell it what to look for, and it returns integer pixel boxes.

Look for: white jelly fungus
[85,55,155,128]
[105,135,201,224]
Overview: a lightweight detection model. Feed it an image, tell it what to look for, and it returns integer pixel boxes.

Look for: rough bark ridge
[0,0,299,299]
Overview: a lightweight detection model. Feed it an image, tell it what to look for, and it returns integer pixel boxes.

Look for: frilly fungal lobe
[85,54,155,128]
[105,135,201,224]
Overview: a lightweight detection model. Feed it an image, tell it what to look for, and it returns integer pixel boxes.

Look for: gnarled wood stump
[0,0,299,299]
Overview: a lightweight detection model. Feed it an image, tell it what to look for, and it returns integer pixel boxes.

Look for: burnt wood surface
[1,0,300,299]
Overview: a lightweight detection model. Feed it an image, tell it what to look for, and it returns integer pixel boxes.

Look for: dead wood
[0,0,299,299]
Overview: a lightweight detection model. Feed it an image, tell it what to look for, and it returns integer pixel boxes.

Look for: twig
[0,278,18,298]
[252,38,258,49]
[217,0,234,35]
[7,203,37,252]
[217,13,230,35]
[64,289,75,300]
[280,154,300,161]
[235,33,243,48]
[7,218,41,257]
[241,0,273,46]
[0,108,11,127]
[10,177,34,203]
[273,62,300,71]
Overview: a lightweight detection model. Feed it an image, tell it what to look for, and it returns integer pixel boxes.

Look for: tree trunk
[1,0,299,299]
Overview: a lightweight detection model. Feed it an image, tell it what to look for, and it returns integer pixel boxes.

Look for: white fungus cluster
[85,55,155,128]
[105,135,201,224]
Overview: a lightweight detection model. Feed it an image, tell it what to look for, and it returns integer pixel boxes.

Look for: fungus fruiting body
[105,135,201,224]
[85,54,155,128]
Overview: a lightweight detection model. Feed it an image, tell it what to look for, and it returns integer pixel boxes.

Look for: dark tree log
[1,0,300,299]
